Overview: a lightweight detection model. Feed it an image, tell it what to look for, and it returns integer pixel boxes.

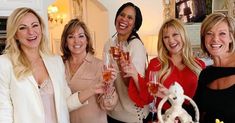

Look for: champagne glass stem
[151,97,157,122]
[154,97,157,112]
[151,111,155,122]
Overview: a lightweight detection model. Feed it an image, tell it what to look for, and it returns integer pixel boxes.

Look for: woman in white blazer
[0,7,105,123]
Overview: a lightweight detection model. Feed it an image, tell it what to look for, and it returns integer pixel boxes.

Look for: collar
[83,53,93,63]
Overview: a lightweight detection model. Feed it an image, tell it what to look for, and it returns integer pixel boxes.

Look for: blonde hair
[157,18,202,83]
[201,13,235,56]
[4,7,51,79]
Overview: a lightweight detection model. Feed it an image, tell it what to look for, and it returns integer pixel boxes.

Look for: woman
[194,13,235,123]
[125,18,205,121]
[60,18,118,123]
[0,7,104,123]
[103,2,148,123]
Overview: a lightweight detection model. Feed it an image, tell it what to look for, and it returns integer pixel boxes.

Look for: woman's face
[15,13,42,50]
[115,6,136,37]
[163,26,183,55]
[67,27,87,55]
[204,21,231,57]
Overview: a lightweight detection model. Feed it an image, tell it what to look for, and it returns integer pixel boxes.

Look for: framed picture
[230,0,235,18]
[71,0,83,20]
[175,0,207,23]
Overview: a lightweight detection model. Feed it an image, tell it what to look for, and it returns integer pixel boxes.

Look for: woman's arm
[0,56,13,123]
[128,58,161,107]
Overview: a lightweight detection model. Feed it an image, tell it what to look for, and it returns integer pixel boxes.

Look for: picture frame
[71,0,83,20]
[175,0,207,23]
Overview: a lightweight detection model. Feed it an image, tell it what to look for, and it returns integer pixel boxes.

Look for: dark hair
[61,18,94,60]
[114,2,143,43]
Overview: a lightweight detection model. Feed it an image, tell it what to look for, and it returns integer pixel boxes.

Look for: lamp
[48,5,66,24]
[143,35,158,58]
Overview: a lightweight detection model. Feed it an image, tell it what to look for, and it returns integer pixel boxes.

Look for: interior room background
[1,0,234,65]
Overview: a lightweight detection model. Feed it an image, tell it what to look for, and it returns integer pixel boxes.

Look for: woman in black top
[194,13,235,123]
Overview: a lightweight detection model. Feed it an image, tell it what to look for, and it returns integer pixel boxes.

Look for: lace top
[39,79,57,123]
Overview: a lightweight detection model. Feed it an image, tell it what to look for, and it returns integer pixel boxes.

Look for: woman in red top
[122,18,205,121]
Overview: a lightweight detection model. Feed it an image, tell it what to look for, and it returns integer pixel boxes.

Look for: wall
[47,0,165,58]
[97,0,164,59]
[48,0,71,54]
[98,0,164,37]
[0,0,55,33]
[86,0,109,58]
[47,0,109,58]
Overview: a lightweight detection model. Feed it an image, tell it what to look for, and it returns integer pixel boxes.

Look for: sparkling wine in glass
[148,71,159,122]
[102,52,113,99]
[110,46,121,60]
[103,71,111,83]
[148,71,159,97]
[103,52,112,83]
[123,51,130,62]
[120,42,129,63]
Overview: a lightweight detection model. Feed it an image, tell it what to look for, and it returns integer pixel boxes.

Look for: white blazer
[0,54,85,123]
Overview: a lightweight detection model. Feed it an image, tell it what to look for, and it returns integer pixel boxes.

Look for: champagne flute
[148,71,159,122]
[103,52,112,83]
[102,52,113,99]
[110,41,121,60]
[120,41,130,63]
[119,41,130,76]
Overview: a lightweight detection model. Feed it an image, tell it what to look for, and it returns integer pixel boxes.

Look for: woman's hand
[90,82,105,94]
[99,87,118,111]
[156,83,169,98]
[103,66,117,86]
[120,57,138,79]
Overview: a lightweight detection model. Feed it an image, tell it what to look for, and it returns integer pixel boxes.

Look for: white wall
[48,0,165,58]
[97,0,164,59]
[86,0,109,58]
[98,0,164,37]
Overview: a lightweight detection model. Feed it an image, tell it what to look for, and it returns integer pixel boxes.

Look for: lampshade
[143,35,158,57]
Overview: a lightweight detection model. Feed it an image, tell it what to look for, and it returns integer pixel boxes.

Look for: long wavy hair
[4,7,51,79]
[201,13,235,56]
[60,18,94,61]
[157,18,202,83]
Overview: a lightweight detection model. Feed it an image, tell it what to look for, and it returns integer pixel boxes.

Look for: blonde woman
[194,13,235,123]
[124,18,205,122]
[0,7,104,123]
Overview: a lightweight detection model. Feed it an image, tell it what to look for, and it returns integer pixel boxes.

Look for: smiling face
[163,26,183,56]
[115,6,136,37]
[204,21,231,57]
[67,27,87,55]
[15,13,42,51]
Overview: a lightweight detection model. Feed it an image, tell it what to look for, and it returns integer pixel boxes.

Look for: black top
[194,66,235,123]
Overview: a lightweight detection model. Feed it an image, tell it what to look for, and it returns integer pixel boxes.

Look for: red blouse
[128,57,206,108]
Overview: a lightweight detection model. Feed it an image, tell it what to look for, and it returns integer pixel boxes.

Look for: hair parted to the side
[114,2,143,43]
[60,18,94,61]
[3,7,51,79]
[157,18,202,83]
[200,13,235,56]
